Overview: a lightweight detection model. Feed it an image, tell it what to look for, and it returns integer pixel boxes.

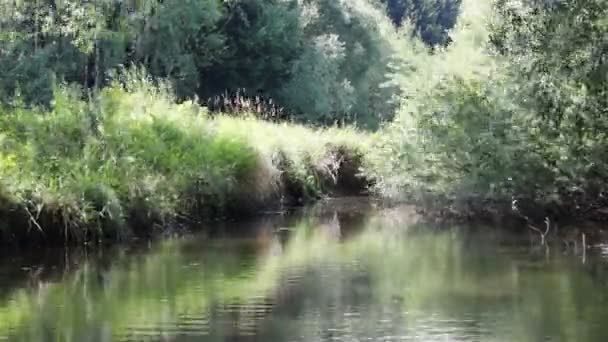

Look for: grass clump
[0,82,370,245]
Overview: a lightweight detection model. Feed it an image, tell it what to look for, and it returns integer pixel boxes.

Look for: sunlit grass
[0,84,371,243]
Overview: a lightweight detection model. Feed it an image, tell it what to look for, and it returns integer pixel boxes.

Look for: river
[0,198,607,341]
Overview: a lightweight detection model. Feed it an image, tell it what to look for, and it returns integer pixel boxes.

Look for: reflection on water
[1,198,608,341]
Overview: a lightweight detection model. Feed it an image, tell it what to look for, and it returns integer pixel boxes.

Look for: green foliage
[379,0,462,46]
[0,0,405,128]
[203,0,303,97]
[0,80,369,243]
[135,0,225,98]
[490,0,608,137]
[280,0,402,128]
[5,0,607,225]
[371,0,608,219]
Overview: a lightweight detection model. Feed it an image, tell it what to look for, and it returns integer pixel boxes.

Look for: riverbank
[3,84,604,248]
[0,85,371,245]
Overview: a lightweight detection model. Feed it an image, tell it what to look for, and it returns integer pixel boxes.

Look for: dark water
[1,198,608,342]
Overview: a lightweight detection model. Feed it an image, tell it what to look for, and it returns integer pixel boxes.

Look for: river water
[1,198,608,341]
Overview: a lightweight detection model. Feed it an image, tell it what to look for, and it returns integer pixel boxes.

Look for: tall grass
[0,81,370,244]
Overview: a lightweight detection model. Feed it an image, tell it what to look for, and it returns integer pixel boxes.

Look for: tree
[135,0,225,99]
[280,0,401,128]
[379,0,462,46]
[0,0,403,128]
[199,0,303,98]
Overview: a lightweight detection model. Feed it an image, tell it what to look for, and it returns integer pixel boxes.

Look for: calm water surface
[1,198,608,341]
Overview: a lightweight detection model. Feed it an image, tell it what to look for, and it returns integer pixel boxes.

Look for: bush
[369,0,608,222]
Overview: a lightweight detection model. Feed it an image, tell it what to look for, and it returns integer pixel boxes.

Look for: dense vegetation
[0,0,607,244]
[379,0,462,46]
[0,76,370,244]
[371,0,608,222]
[0,0,415,128]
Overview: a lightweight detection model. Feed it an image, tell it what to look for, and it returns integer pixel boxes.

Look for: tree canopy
[379,0,462,46]
[0,0,419,128]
